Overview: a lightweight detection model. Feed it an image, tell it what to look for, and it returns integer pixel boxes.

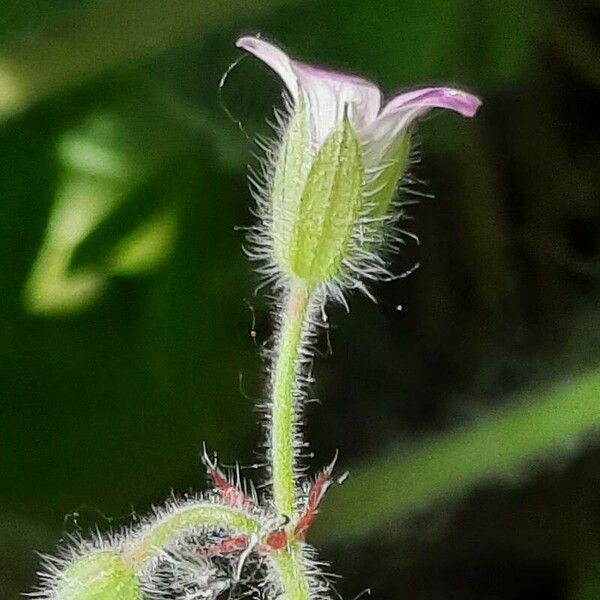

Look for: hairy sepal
[288,118,363,287]
[366,132,411,218]
[271,100,312,275]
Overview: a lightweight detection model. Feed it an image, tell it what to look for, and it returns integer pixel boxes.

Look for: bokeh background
[2,0,600,597]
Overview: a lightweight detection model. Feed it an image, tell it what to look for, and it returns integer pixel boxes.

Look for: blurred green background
[1,0,600,597]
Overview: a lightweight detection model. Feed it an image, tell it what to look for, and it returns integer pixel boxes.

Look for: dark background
[1,1,600,598]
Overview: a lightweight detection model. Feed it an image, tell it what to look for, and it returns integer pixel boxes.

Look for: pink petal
[236,36,299,101]
[360,86,482,168]
[291,61,381,146]
[236,36,381,147]
[381,87,482,118]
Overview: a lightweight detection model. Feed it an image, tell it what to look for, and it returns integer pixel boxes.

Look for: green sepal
[367,132,411,218]
[271,101,311,275]
[57,551,141,600]
[284,117,363,287]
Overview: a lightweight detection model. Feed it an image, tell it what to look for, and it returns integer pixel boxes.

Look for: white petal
[237,36,381,148]
[236,36,299,101]
[291,61,381,147]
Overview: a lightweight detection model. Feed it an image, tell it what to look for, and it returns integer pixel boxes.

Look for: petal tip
[381,87,483,120]
[433,88,482,118]
[234,35,298,99]
[457,91,483,118]
[235,35,258,51]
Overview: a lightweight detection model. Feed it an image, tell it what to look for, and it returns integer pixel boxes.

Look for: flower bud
[57,551,141,600]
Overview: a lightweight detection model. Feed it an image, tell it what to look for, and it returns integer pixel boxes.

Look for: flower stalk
[124,503,263,568]
[270,282,312,519]
[270,543,312,600]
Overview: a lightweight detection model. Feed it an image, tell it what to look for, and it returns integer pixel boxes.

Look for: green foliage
[315,367,600,542]
[269,0,539,89]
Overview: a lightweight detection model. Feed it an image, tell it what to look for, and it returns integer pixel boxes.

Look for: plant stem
[270,543,312,600]
[125,503,262,568]
[270,281,312,519]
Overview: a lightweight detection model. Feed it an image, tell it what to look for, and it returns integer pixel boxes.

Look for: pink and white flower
[236,35,481,298]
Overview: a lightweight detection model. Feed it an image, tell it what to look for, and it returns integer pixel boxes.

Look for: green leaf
[0,0,300,119]
[314,366,600,543]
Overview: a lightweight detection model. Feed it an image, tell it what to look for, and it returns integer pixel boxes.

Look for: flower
[237,35,481,297]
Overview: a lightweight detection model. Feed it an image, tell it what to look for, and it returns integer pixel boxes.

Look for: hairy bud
[56,551,140,600]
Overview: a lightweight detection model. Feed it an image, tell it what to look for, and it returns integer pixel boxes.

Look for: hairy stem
[124,503,262,568]
[270,281,312,518]
[270,543,312,600]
